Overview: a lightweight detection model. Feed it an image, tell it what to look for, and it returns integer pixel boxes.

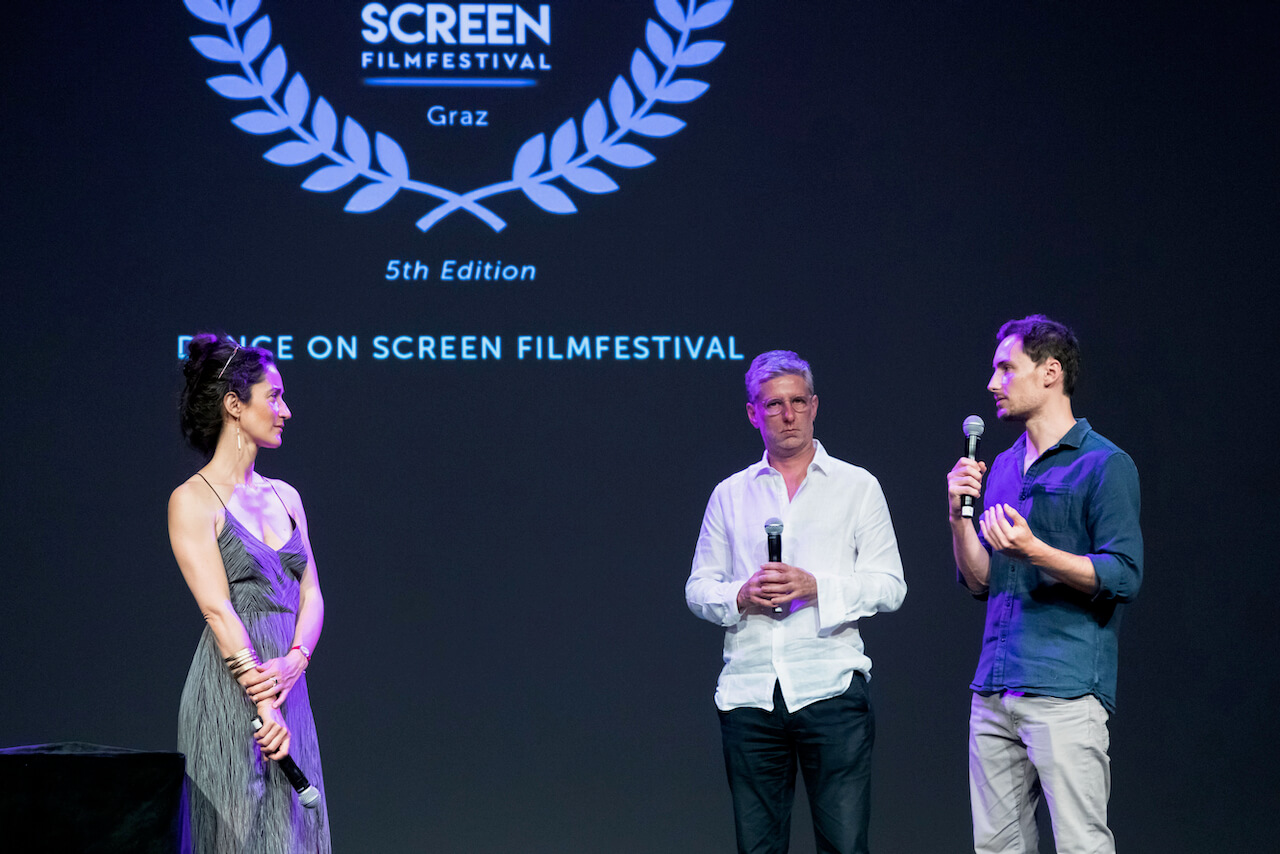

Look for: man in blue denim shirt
[947,315,1142,854]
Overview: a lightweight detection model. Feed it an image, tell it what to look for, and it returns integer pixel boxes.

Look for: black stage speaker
[0,743,188,853]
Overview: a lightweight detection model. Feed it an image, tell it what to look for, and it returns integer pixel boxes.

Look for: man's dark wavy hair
[997,314,1080,396]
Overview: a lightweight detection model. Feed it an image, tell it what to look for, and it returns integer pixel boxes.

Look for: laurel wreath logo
[184,0,732,232]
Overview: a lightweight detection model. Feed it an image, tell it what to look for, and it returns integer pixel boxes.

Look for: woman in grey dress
[170,334,330,852]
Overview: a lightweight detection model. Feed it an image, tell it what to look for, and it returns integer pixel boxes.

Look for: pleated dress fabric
[177,510,330,853]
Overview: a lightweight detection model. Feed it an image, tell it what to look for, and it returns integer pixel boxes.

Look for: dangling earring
[236,419,242,452]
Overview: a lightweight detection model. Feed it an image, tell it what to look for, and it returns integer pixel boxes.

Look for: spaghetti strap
[268,480,297,528]
[195,472,226,508]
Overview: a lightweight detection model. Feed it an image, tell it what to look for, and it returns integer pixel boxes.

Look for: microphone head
[764,517,784,535]
[962,415,985,438]
[298,785,321,809]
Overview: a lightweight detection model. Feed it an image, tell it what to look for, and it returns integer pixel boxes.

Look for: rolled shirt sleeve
[686,486,747,628]
[814,478,906,634]
[1086,450,1143,603]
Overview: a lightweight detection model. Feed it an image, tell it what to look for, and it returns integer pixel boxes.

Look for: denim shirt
[969,418,1143,714]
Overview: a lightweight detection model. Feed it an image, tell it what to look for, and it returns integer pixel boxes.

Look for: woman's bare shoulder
[169,474,222,517]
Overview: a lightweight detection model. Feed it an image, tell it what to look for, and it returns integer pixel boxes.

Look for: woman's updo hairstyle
[180,333,276,457]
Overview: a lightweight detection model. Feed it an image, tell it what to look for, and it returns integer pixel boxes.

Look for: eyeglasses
[758,395,812,417]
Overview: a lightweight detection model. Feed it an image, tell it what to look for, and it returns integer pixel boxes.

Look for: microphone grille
[764,517,784,535]
[962,415,985,438]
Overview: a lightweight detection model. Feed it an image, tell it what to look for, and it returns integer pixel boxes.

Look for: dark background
[3,1,1276,851]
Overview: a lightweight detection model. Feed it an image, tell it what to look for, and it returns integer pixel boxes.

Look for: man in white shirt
[686,350,907,854]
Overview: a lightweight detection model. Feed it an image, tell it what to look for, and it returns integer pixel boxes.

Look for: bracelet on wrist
[224,647,261,679]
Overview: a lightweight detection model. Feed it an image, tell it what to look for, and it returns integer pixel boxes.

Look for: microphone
[764,518,784,614]
[252,715,321,809]
[960,415,985,519]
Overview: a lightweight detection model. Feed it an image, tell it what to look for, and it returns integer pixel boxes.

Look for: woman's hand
[253,704,292,760]
[244,651,307,708]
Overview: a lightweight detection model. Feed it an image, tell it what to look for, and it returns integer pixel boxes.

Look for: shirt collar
[1013,417,1092,457]
[1055,417,1092,450]
[750,439,831,478]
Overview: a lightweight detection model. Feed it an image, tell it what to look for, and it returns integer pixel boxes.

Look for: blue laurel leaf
[208,75,259,99]
[689,0,732,29]
[232,110,289,134]
[229,0,262,27]
[183,0,226,25]
[631,50,658,99]
[563,166,619,194]
[598,143,655,168]
[342,118,371,170]
[512,133,546,181]
[654,0,686,30]
[264,140,320,166]
[549,120,578,170]
[522,183,577,214]
[311,98,337,149]
[242,17,272,64]
[302,165,359,192]
[582,100,608,149]
[344,181,399,213]
[190,36,239,63]
[678,40,724,66]
[645,21,675,66]
[608,77,635,124]
[631,113,685,138]
[375,133,409,181]
[657,79,709,103]
[283,74,309,124]
[260,46,287,97]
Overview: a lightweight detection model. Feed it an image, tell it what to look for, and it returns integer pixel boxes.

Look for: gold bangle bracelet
[226,648,261,677]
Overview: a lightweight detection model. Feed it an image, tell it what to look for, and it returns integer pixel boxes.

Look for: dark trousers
[719,676,874,854]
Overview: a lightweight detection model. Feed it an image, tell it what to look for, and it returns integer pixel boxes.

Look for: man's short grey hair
[745,350,815,402]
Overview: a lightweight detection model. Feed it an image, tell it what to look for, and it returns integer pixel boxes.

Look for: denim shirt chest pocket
[1026,480,1081,547]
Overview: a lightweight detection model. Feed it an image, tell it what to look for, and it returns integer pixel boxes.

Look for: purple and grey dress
[177,488,330,853]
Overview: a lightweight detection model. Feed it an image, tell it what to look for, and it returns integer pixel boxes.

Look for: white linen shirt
[686,440,906,713]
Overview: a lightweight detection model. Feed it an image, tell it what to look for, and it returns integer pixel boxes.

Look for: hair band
[216,338,241,379]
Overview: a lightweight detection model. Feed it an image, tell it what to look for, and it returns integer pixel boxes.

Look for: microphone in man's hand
[961,415,985,519]
[764,518,784,614]
[252,715,321,809]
